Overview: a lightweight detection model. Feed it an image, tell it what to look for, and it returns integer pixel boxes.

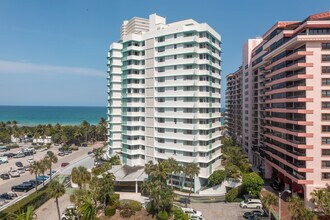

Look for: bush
[104,205,116,217]
[173,208,188,220]
[225,187,239,202]
[7,144,19,149]
[208,170,226,187]
[157,210,169,220]
[119,199,142,211]
[146,201,156,214]
[109,193,120,206]
[120,208,135,218]
[242,172,264,197]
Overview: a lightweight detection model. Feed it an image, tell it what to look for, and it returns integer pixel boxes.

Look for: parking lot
[191,202,246,220]
[0,144,97,207]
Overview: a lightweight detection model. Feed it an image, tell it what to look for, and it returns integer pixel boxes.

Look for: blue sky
[0,1,329,107]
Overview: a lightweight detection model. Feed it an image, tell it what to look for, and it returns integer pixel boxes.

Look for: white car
[240,199,263,209]
[182,208,202,219]
[27,158,34,163]
[9,170,20,177]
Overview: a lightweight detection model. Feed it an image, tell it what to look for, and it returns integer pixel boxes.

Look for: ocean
[0,106,107,126]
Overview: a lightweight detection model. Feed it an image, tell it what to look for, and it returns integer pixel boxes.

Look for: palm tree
[44,152,58,180]
[90,173,116,207]
[288,195,305,220]
[9,205,37,220]
[164,158,178,189]
[93,147,105,161]
[78,195,97,220]
[47,180,66,220]
[261,193,278,220]
[183,162,200,206]
[71,166,91,189]
[29,162,41,191]
[310,187,330,215]
[39,159,47,186]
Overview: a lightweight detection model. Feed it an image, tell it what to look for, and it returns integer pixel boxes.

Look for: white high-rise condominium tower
[107,14,222,191]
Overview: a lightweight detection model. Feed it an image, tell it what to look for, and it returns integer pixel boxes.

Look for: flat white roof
[104,165,147,182]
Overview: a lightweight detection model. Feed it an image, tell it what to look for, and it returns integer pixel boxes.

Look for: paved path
[35,193,72,220]
[191,202,245,220]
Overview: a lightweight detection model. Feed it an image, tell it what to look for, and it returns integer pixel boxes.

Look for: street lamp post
[278,189,291,220]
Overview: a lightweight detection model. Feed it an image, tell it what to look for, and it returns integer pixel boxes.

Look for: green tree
[71,166,91,189]
[173,208,188,220]
[90,172,115,207]
[9,205,37,220]
[183,162,200,205]
[241,172,264,197]
[47,180,66,220]
[225,164,241,180]
[208,170,226,187]
[44,152,58,180]
[78,195,97,220]
[29,161,41,191]
[261,193,278,220]
[93,147,106,161]
[310,186,330,216]
[164,158,178,189]
[288,196,316,220]
[39,159,48,186]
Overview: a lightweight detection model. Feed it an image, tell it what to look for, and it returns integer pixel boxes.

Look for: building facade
[107,14,222,191]
[227,12,330,205]
[225,67,243,145]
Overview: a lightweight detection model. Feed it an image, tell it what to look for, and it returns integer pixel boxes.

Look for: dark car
[61,162,70,167]
[0,173,10,180]
[3,153,15,158]
[22,181,35,188]
[23,151,33,156]
[11,184,32,192]
[15,162,23,167]
[28,179,42,186]
[0,193,13,200]
[244,210,264,219]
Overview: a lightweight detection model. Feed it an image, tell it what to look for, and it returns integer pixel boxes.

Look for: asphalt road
[0,146,94,195]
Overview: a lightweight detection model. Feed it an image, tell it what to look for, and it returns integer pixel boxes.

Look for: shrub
[225,187,239,202]
[109,193,120,206]
[7,144,19,149]
[173,208,188,220]
[146,201,156,214]
[120,208,135,218]
[208,170,226,187]
[157,210,169,220]
[119,199,142,211]
[104,205,116,217]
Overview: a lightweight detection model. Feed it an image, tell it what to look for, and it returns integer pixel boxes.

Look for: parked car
[11,184,32,192]
[243,210,264,219]
[58,152,64,157]
[15,162,23,167]
[3,153,16,158]
[181,208,203,219]
[0,193,13,200]
[87,151,94,156]
[240,199,263,209]
[47,170,57,176]
[0,173,10,180]
[0,156,8,164]
[7,192,17,197]
[17,167,25,174]
[28,179,42,186]
[9,170,20,177]
[22,181,35,188]
[36,175,49,181]
[61,162,70,167]
[24,165,30,171]
[27,158,34,163]
[13,153,25,158]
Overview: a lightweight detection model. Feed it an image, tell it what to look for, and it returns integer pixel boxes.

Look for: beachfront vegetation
[0,118,107,146]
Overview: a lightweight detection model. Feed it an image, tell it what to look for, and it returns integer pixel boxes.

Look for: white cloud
[0,60,104,77]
